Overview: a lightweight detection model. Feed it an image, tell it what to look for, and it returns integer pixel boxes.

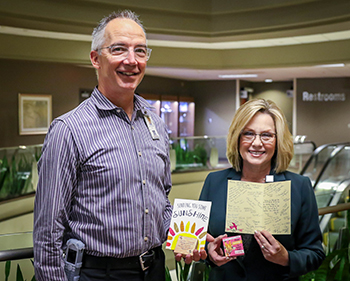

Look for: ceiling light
[315,63,345,68]
[218,74,258,78]
[265,79,273,83]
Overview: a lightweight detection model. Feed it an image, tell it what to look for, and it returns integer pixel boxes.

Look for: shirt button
[138,151,142,156]
[142,180,146,185]
[144,237,149,242]
[116,109,121,113]
[131,126,135,130]
[145,208,149,214]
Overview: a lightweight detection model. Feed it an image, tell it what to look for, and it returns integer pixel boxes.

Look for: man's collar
[134,93,156,113]
[91,88,152,113]
[91,87,119,111]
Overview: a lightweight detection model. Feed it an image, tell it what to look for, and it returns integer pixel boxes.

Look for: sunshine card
[166,198,212,255]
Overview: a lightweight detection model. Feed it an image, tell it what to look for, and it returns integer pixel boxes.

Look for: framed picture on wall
[18,93,52,135]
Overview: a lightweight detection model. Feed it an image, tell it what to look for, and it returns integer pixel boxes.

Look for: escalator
[300,142,350,250]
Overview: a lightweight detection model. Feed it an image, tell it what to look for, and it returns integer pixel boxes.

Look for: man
[33,10,172,281]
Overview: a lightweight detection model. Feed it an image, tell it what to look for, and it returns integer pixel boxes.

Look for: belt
[82,248,158,272]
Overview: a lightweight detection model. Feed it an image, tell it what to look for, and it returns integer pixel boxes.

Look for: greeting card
[226,180,291,234]
[166,198,212,255]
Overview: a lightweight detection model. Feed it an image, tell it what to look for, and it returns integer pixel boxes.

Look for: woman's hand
[175,234,214,264]
[254,230,289,266]
[207,234,236,267]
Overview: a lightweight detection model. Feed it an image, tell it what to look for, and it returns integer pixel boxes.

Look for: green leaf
[341,256,350,281]
[5,260,11,281]
[175,260,183,281]
[0,155,9,192]
[204,264,211,281]
[183,263,191,280]
[165,265,172,281]
[16,264,24,281]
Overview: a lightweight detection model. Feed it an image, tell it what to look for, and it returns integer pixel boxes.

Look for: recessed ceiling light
[315,63,345,68]
[218,74,258,78]
[265,79,273,83]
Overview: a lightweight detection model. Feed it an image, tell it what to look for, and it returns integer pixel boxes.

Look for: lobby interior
[1,1,350,279]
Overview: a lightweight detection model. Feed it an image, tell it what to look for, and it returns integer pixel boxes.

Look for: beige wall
[0,59,97,147]
[190,80,237,137]
[252,81,294,133]
[0,59,235,148]
[0,59,191,148]
[296,78,350,146]
[1,58,349,149]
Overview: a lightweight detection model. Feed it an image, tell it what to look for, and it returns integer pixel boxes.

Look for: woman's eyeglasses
[240,131,276,143]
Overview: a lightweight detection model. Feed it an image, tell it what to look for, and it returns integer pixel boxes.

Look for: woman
[200,99,325,280]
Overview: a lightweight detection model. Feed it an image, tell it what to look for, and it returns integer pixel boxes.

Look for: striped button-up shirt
[33,88,172,281]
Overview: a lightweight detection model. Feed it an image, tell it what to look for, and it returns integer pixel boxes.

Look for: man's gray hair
[91,10,146,52]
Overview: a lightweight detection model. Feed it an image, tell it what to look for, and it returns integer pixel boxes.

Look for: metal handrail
[0,247,33,262]
[1,203,350,263]
[318,202,350,216]
[170,135,227,140]
[318,179,350,234]
[300,142,349,176]
[313,143,350,188]
[0,193,35,223]
[293,140,317,151]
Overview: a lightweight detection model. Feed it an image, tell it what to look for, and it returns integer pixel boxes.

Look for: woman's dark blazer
[199,168,325,281]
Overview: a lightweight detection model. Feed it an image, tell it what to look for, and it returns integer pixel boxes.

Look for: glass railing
[0,144,41,202]
[0,136,317,202]
[0,137,231,202]
[0,139,342,204]
[300,144,337,184]
[300,143,350,186]
[303,143,350,210]
[0,231,34,280]
[316,146,350,189]
[299,142,350,250]
[170,136,230,172]
[313,145,350,239]
[2,205,350,280]
[0,232,33,253]
[288,141,316,173]
[2,140,350,280]
[305,202,350,280]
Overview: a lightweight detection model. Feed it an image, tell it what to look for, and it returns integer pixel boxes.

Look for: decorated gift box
[222,235,245,257]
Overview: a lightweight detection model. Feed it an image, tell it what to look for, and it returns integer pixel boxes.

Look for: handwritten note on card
[225,180,291,234]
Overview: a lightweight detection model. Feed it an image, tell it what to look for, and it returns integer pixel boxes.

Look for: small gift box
[222,235,245,257]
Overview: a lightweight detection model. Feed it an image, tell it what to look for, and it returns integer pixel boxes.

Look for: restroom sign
[302,91,346,102]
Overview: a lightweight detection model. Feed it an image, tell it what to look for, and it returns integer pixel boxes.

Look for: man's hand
[174,234,214,264]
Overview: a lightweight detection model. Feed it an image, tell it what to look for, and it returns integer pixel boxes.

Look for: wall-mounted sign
[302,91,346,102]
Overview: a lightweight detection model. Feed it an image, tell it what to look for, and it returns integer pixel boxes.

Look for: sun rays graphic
[166,220,207,250]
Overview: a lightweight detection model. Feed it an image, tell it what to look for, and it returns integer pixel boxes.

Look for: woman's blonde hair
[226,99,294,174]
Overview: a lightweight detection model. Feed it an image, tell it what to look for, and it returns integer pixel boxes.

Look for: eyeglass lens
[101,45,151,61]
[241,131,275,143]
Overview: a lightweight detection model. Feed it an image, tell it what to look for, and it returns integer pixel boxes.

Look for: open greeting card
[166,198,212,255]
[225,180,291,234]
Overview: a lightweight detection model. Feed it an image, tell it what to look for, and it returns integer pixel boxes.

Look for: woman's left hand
[254,230,289,266]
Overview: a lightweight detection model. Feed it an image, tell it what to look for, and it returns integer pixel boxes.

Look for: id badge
[144,114,159,140]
